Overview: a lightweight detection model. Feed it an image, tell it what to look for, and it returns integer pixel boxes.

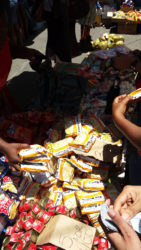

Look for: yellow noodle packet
[52,137,73,158]
[87,212,100,224]
[87,114,105,133]
[81,203,103,214]
[49,191,63,206]
[76,179,105,191]
[55,158,74,182]
[69,132,96,152]
[68,155,92,172]
[62,182,80,191]
[19,144,47,161]
[20,162,48,172]
[65,114,82,137]
[63,191,77,210]
[76,191,105,208]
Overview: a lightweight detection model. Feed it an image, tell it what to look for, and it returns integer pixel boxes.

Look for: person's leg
[46,0,71,62]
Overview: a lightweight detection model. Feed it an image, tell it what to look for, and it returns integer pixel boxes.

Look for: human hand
[107,207,141,250]
[112,95,133,119]
[113,185,141,221]
[2,142,30,171]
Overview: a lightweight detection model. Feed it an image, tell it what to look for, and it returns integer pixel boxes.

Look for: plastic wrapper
[69,132,96,152]
[63,191,77,210]
[65,114,82,137]
[19,145,47,161]
[55,158,74,182]
[68,155,92,172]
[51,137,73,158]
[76,179,105,191]
[76,191,105,208]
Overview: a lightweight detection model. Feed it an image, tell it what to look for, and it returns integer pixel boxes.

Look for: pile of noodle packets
[0,113,124,249]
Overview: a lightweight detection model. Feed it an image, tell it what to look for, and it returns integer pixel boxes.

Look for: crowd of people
[0,1,141,250]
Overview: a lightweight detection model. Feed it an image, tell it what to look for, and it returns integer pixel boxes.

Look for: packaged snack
[81,123,93,134]
[23,218,34,231]
[55,158,74,182]
[69,155,92,172]
[55,205,68,215]
[19,182,40,200]
[69,132,96,152]
[41,176,57,188]
[129,88,141,100]
[98,238,108,250]
[19,145,47,161]
[76,179,105,191]
[85,166,109,181]
[65,114,82,137]
[49,192,63,207]
[32,203,41,215]
[63,191,77,210]
[37,210,50,224]
[51,138,73,158]
[93,222,105,237]
[33,220,45,233]
[78,155,100,167]
[87,114,105,132]
[81,203,102,214]
[20,162,48,172]
[76,191,105,208]
[87,213,100,224]
[62,182,79,191]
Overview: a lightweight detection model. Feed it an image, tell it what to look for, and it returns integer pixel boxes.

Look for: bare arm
[112,95,141,150]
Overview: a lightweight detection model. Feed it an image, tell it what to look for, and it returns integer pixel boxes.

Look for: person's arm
[112,95,141,150]
[0,138,29,170]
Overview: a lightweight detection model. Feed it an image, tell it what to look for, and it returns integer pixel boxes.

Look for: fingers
[10,163,21,171]
[108,209,140,243]
[18,144,30,150]
[120,204,140,221]
[113,192,128,214]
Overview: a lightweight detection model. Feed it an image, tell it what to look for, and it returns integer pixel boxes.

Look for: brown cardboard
[72,138,122,163]
[37,214,96,250]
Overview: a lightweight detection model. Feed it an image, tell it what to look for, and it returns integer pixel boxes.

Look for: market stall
[0,44,138,249]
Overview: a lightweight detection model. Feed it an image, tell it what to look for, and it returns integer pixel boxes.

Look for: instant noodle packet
[51,137,73,158]
[20,162,48,172]
[87,212,100,224]
[81,203,103,214]
[19,145,47,161]
[62,182,80,191]
[69,132,96,152]
[87,114,105,133]
[55,158,74,182]
[65,114,82,137]
[129,88,141,100]
[49,191,63,207]
[76,191,105,208]
[93,222,105,237]
[76,179,105,191]
[68,155,92,172]
[78,155,100,167]
[63,191,77,210]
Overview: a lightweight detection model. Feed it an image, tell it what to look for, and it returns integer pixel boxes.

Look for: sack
[69,0,90,20]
